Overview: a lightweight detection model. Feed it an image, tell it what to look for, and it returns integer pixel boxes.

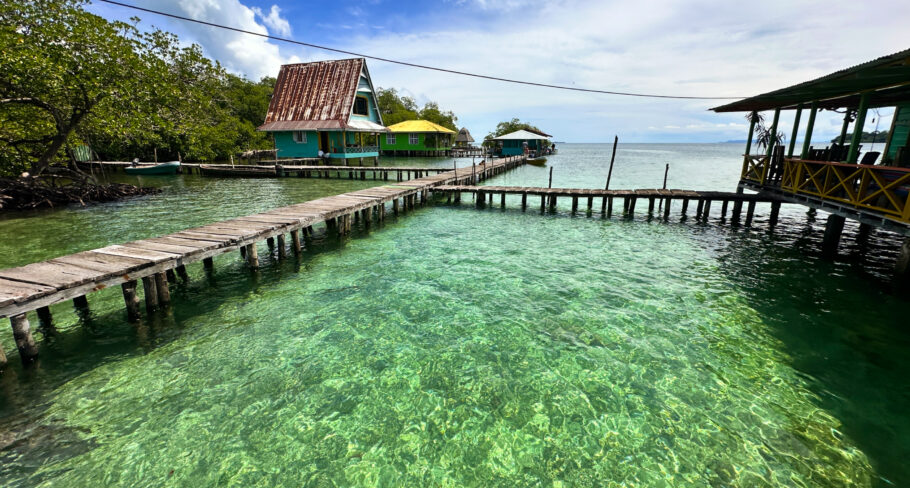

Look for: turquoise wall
[499,139,543,156]
[351,91,381,124]
[274,131,319,158]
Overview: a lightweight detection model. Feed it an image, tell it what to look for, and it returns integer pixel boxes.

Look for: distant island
[831,130,889,143]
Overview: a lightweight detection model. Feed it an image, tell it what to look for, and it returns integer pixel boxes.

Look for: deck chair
[858,151,880,166]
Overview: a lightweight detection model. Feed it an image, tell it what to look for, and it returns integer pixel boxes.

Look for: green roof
[712,48,910,112]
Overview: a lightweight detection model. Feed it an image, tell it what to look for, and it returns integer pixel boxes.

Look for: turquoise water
[1,145,908,486]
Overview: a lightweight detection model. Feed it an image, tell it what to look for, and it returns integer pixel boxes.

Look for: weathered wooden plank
[0,261,104,289]
[0,278,57,308]
[93,244,180,263]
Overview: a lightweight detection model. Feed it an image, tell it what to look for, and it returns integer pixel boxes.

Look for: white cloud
[130,0,299,80]
[252,5,291,37]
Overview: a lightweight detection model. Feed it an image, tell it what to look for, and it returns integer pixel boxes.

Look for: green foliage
[831,130,889,144]
[375,88,458,130]
[745,112,785,153]
[484,119,548,146]
[0,0,274,177]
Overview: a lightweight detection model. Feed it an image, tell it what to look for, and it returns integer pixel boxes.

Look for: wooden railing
[741,154,770,185]
[771,158,910,222]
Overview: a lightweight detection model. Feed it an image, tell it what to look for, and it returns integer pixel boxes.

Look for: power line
[97,0,746,100]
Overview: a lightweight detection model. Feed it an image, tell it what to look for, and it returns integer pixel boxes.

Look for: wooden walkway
[431,185,785,224]
[78,161,478,182]
[0,157,525,366]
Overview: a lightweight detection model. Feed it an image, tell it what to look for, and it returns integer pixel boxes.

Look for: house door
[319,132,329,153]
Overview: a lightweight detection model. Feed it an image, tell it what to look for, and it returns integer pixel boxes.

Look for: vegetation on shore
[830,131,889,144]
[375,88,458,130]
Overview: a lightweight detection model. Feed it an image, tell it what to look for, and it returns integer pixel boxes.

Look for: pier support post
[702,200,712,222]
[142,276,158,312]
[731,200,743,225]
[587,196,593,214]
[203,257,214,271]
[745,201,756,227]
[10,314,38,363]
[155,272,171,306]
[277,234,287,259]
[540,195,546,212]
[549,195,557,211]
[521,193,527,210]
[627,197,636,217]
[721,200,729,219]
[680,199,689,216]
[822,214,846,258]
[73,295,89,313]
[695,199,704,219]
[571,196,578,214]
[393,198,400,215]
[246,243,259,268]
[607,197,613,217]
[176,265,190,282]
[267,237,275,252]
[768,201,781,228]
[291,229,301,254]
[647,197,655,215]
[476,191,485,208]
[166,269,177,283]
[663,198,671,219]
[36,306,55,335]
[121,280,141,322]
[501,193,506,208]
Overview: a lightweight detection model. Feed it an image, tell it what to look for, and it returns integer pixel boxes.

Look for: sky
[87,0,910,144]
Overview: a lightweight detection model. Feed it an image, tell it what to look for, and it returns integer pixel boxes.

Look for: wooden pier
[0,157,526,366]
[78,161,476,182]
[431,185,784,225]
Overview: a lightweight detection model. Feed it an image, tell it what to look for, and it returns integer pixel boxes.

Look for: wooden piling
[277,234,287,259]
[663,198,671,219]
[607,197,613,217]
[822,214,845,257]
[165,268,177,283]
[203,257,214,271]
[37,306,54,332]
[521,193,527,210]
[142,276,158,312]
[731,200,743,225]
[73,295,89,312]
[500,193,506,208]
[393,198,400,215]
[587,196,593,213]
[10,314,38,363]
[647,197,655,215]
[572,196,579,213]
[176,265,190,282]
[720,200,729,219]
[121,280,141,322]
[768,201,781,228]
[744,201,757,227]
[681,199,689,216]
[246,243,259,268]
[702,200,712,222]
[155,272,171,306]
[267,237,275,251]
[695,199,704,219]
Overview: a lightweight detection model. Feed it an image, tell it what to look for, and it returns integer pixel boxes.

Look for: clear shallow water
[0,145,908,487]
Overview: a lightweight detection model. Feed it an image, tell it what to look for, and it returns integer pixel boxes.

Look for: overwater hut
[257,58,388,162]
[380,120,456,156]
[492,129,553,157]
[454,127,475,147]
[711,48,910,267]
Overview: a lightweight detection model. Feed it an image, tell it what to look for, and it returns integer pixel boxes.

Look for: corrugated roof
[387,120,456,133]
[712,48,910,112]
[493,129,551,140]
[260,58,373,130]
[455,128,475,142]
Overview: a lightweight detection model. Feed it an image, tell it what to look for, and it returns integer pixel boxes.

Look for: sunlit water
[1,144,908,487]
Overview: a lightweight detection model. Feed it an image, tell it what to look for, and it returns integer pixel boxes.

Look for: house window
[386,133,396,145]
[293,131,307,144]
[353,96,369,116]
[409,133,419,145]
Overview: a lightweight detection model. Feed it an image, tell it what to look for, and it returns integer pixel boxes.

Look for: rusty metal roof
[259,58,371,131]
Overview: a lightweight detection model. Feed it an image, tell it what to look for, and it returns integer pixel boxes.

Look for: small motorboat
[527,157,547,167]
[125,161,180,175]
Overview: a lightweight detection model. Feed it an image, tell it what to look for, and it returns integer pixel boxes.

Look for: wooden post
[839,110,851,146]
[769,201,781,228]
[548,167,553,188]
[246,243,259,268]
[540,195,546,211]
[393,198,399,215]
[277,234,287,259]
[627,197,637,216]
[721,200,729,219]
[605,135,618,190]
[476,191,485,208]
[731,200,743,225]
[663,198,671,219]
[10,314,38,363]
[647,197,655,215]
[521,193,527,210]
[801,102,818,159]
[203,257,214,271]
[176,265,189,282]
[73,295,89,312]
[155,272,171,306]
[744,201,757,227]
[822,214,846,257]
[549,195,557,211]
[788,105,803,157]
[571,196,578,213]
[122,280,141,322]
[702,200,712,222]
[165,268,177,283]
[142,276,158,312]
[500,192,505,208]
[37,306,54,333]
[847,92,870,164]
[291,229,301,254]
[267,237,275,251]
[681,199,689,216]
